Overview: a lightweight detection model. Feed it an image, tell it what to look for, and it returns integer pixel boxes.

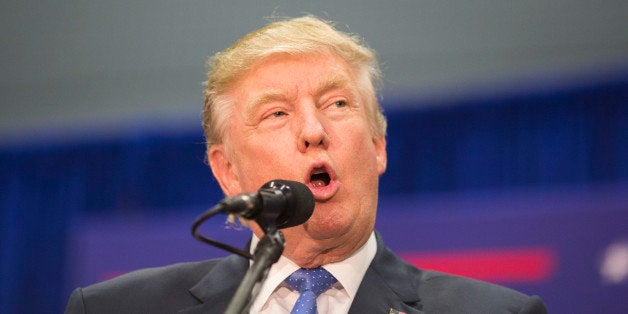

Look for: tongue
[311,178,327,187]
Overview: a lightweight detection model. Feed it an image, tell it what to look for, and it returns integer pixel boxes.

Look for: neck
[251,223,372,268]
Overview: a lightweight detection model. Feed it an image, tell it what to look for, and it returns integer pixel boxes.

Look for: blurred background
[1,1,627,313]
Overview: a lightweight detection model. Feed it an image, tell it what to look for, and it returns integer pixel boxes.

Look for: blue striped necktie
[285,267,338,314]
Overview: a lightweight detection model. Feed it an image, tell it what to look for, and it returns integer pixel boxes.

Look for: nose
[297,110,329,152]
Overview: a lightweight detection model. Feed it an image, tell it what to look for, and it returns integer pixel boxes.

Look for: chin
[301,211,354,240]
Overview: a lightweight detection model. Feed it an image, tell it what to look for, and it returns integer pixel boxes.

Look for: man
[65,16,547,313]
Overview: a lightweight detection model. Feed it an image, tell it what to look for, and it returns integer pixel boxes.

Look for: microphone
[220,179,314,230]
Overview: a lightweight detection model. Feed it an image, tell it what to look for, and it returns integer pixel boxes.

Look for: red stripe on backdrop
[400,247,557,284]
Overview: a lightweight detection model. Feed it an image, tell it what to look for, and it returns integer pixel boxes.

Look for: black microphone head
[260,179,314,229]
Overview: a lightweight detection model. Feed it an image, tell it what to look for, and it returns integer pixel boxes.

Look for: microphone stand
[224,227,285,314]
[191,180,313,313]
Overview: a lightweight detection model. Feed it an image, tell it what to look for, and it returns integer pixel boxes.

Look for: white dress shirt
[248,232,377,314]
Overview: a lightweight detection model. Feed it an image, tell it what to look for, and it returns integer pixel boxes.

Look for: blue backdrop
[1,73,627,313]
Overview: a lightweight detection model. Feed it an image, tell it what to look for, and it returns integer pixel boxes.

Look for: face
[208,51,386,259]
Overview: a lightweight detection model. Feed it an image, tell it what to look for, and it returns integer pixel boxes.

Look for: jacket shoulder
[65,258,223,314]
[419,270,547,313]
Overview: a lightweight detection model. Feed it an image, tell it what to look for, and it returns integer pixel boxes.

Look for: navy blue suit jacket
[65,232,547,313]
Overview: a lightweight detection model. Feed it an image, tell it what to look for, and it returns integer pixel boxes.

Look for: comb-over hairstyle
[202,15,387,150]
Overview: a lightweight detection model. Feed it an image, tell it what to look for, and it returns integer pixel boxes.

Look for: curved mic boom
[191,179,314,260]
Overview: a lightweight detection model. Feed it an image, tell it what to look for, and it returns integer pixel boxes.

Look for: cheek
[338,126,380,171]
[232,138,296,188]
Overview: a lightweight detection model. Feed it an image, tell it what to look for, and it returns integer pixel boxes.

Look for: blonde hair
[201,15,387,150]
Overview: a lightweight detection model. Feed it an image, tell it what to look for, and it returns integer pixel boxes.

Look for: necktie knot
[285,267,337,313]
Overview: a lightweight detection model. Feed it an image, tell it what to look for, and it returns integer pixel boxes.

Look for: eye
[270,111,287,118]
[333,100,347,108]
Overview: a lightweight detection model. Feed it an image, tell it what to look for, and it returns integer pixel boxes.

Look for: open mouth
[310,167,331,187]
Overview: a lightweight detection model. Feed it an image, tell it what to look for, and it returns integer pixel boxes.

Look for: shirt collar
[249,231,377,309]
[322,232,377,299]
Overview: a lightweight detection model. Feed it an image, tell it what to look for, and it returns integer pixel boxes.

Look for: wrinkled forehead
[236,50,358,86]
[224,51,361,101]
[266,52,354,81]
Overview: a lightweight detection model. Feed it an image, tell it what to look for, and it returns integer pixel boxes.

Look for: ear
[207,144,242,196]
[373,136,387,175]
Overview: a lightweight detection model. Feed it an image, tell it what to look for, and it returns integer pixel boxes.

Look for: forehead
[228,52,358,101]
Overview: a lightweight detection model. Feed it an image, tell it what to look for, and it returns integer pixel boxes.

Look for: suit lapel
[178,232,422,313]
[180,254,249,313]
[349,232,424,314]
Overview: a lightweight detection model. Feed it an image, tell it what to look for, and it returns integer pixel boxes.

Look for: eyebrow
[316,75,352,96]
[245,75,356,119]
[245,90,287,120]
